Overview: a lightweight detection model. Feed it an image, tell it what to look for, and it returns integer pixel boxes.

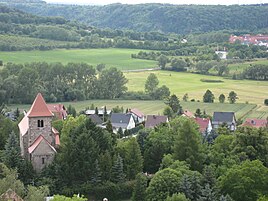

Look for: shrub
[264,99,268,106]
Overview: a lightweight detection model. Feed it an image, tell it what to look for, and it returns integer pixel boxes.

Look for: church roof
[28,135,56,154]
[28,93,53,117]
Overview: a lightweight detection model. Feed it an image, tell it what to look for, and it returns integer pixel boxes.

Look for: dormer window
[38,120,44,127]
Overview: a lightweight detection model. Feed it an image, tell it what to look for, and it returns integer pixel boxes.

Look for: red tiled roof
[130,108,144,118]
[183,110,195,118]
[145,115,168,128]
[194,117,210,133]
[47,104,67,120]
[52,127,60,145]
[28,135,56,154]
[28,93,53,117]
[242,118,267,128]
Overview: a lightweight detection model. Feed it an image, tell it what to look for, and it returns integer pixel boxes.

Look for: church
[18,93,60,172]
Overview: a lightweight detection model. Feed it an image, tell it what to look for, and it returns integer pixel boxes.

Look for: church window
[38,120,44,127]
[42,157,45,164]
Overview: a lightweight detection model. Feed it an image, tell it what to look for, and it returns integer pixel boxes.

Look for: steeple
[28,93,53,117]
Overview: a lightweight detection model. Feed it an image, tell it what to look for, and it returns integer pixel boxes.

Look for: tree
[219,160,268,201]
[2,131,22,169]
[158,54,169,69]
[215,62,229,76]
[96,63,106,72]
[25,185,49,201]
[146,168,181,201]
[118,127,124,138]
[125,138,143,180]
[219,94,225,103]
[183,93,189,102]
[195,108,201,117]
[165,94,182,114]
[165,193,190,201]
[67,104,77,117]
[132,173,147,201]
[111,154,125,183]
[171,59,187,71]
[203,90,215,103]
[145,73,159,95]
[228,91,238,104]
[106,120,113,133]
[173,119,203,171]
[95,106,99,115]
[163,106,174,119]
[153,85,170,100]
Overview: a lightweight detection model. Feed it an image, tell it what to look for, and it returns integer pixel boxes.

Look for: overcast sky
[44,0,268,5]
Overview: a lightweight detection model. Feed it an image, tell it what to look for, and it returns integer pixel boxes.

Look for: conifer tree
[118,127,124,138]
[111,154,125,183]
[106,120,113,133]
[91,159,102,185]
[2,131,22,169]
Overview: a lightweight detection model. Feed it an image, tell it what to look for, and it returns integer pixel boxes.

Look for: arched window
[38,120,44,128]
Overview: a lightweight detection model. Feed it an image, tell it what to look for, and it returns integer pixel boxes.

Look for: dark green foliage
[111,154,126,183]
[2,131,21,169]
[145,73,159,95]
[67,105,76,117]
[132,173,147,201]
[219,94,225,103]
[165,94,182,114]
[106,120,113,133]
[195,108,201,117]
[264,99,268,106]
[172,119,203,171]
[0,62,128,104]
[10,4,268,34]
[171,59,187,72]
[118,127,124,138]
[228,91,238,104]
[165,193,190,201]
[203,90,215,103]
[219,160,268,201]
[243,64,268,80]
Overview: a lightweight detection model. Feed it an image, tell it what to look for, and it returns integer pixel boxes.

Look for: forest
[7,2,268,34]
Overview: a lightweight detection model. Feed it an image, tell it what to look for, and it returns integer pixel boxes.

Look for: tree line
[0,62,128,104]
[8,3,268,34]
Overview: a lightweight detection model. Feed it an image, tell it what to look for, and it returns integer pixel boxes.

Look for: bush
[200,79,224,83]
[264,99,268,106]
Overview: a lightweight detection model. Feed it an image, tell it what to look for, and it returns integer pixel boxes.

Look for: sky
[44,0,268,5]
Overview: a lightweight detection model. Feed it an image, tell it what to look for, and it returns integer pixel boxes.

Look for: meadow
[0,48,157,70]
[228,59,268,74]
[125,70,268,105]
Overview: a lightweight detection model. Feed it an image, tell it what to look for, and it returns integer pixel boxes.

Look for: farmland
[228,58,268,74]
[125,70,268,105]
[0,48,157,70]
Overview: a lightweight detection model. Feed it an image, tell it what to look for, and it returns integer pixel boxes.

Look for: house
[88,114,104,125]
[194,117,212,134]
[0,189,24,201]
[47,104,67,120]
[128,108,145,124]
[215,51,228,60]
[85,107,112,116]
[212,112,236,131]
[18,93,60,172]
[110,113,135,133]
[182,110,195,118]
[145,115,169,128]
[241,118,267,128]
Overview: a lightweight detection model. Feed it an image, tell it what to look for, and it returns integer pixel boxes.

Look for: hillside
[6,3,268,34]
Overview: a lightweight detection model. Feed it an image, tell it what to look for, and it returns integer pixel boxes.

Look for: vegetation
[8,3,268,34]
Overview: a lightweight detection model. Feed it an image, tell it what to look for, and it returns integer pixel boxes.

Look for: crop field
[124,70,268,105]
[9,99,266,120]
[0,48,157,70]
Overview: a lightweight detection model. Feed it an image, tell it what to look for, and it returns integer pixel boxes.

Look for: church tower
[19,93,60,172]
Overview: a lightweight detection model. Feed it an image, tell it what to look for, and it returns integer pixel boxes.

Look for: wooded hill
[6,3,268,34]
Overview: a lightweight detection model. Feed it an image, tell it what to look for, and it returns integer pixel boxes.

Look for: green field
[125,71,268,105]
[0,48,157,70]
[228,59,268,74]
[8,99,267,120]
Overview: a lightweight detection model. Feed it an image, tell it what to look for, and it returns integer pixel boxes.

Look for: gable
[28,93,53,117]
[28,135,56,154]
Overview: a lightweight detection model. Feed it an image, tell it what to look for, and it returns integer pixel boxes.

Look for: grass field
[0,48,157,70]
[8,99,266,120]
[124,70,268,105]
[228,59,268,74]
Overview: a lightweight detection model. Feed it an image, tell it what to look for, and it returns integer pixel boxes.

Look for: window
[37,120,44,127]
[42,157,45,164]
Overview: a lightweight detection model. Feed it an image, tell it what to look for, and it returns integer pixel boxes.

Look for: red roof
[130,108,144,118]
[28,93,53,117]
[183,110,195,118]
[194,117,210,133]
[52,127,60,145]
[242,119,267,128]
[28,135,56,154]
[47,104,67,120]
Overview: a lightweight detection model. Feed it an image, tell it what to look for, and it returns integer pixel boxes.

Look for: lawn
[0,48,157,70]
[124,71,268,105]
[8,99,264,120]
